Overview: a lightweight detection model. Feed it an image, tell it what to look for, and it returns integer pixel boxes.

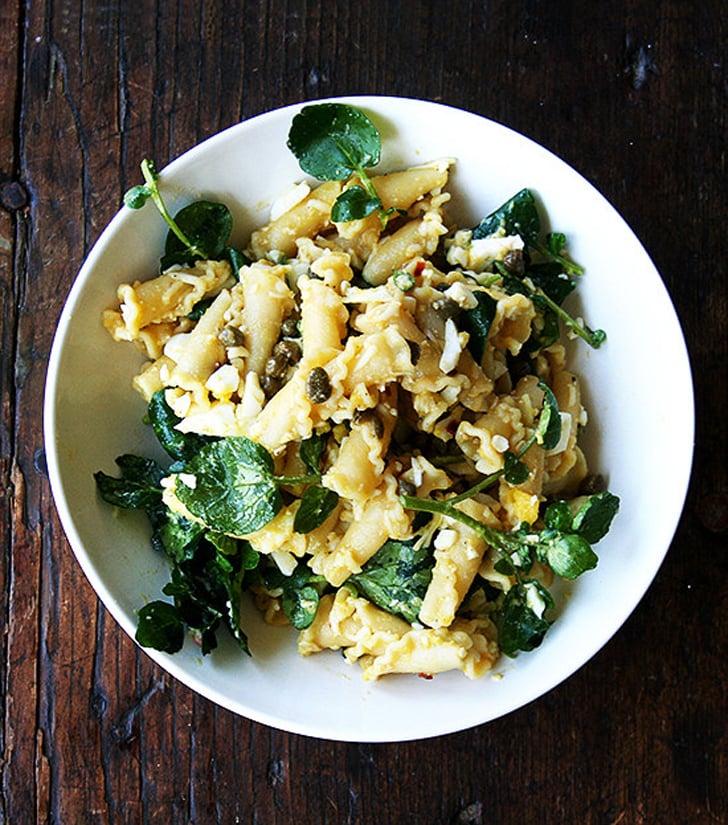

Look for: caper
[502,249,525,276]
[219,325,245,347]
[273,339,301,365]
[280,316,301,338]
[305,367,331,404]
[397,478,417,498]
[431,296,460,320]
[260,373,283,398]
[265,351,289,379]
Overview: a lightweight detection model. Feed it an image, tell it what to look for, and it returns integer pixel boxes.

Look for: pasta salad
[96,103,619,681]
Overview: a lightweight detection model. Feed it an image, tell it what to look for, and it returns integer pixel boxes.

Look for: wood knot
[0,180,29,213]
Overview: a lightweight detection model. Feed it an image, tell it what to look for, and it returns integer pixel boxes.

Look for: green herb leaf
[173,437,282,536]
[331,185,381,222]
[124,184,152,209]
[287,103,381,181]
[460,290,497,363]
[161,200,233,268]
[135,600,185,653]
[293,485,339,533]
[497,582,553,656]
[348,538,434,624]
[528,262,576,305]
[472,188,540,246]
[503,451,530,485]
[572,491,621,544]
[94,454,166,513]
[544,532,598,579]
[536,380,562,451]
[548,232,567,256]
[263,563,322,630]
[225,246,250,280]
[543,500,573,532]
[299,433,327,474]
[156,509,206,562]
[147,389,217,461]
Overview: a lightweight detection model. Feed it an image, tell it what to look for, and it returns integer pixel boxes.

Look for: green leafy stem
[125,159,206,257]
[287,102,400,225]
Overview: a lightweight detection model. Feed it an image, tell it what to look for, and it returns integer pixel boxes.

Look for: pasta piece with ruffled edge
[310,325,416,427]
[418,498,501,629]
[298,274,349,369]
[103,259,233,344]
[309,474,412,587]
[361,197,449,285]
[543,369,588,496]
[163,289,232,392]
[298,587,412,659]
[248,179,343,260]
[237,262,295,375]
[357,617,499,681]
[322,398,397,504]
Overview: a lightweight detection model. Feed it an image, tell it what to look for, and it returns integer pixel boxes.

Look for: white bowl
[44,96,693,742]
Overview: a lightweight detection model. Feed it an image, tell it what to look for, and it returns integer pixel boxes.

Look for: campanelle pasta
[103,159,597,680]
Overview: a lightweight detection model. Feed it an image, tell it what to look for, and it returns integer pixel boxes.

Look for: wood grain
[1,1,725,823]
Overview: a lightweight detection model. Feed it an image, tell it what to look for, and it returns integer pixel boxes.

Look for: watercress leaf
[187,297,214,321]
[545,533,598,579]
[460,290,497,363]
[94,454,165,512]
[572,491,620,544]
[262,562,322,630]
[293,486,340,533]
[527,262,576,306]
[225,246,250,280]
[543,500,573,532]
[472,188,540,246]
[493,556,515,576]
[282,585,320,630]
[174,436,282,535]
[206,530,239,556]
[161,200,233,267]
[536,380,562,451]
[504,451,530,485]
[547,232,567,256]
[497,583,552,656]
[156,509,205,562]
[331,185,381,222]
[348,538,434,624]
[287,103,381,181]
[124,184,152,209]
[299,433,327,474]
[135,600,185,653]
[148,388,217,461]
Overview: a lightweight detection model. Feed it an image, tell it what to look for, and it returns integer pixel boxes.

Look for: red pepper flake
[413,260,426,278]
[418,672,434,680]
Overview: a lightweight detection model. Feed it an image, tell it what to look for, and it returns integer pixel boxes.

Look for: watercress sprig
[287,103,396,225]
[448,381,562,502]
[125,159,206,257]
[170,435,338,537]
[496,261,606,349]
[124,158,237,271]
[400,491,619,653]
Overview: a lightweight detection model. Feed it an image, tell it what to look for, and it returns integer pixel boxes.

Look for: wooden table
[2,2,726,822]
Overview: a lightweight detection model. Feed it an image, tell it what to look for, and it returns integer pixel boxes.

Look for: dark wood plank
[1,0,725,823]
